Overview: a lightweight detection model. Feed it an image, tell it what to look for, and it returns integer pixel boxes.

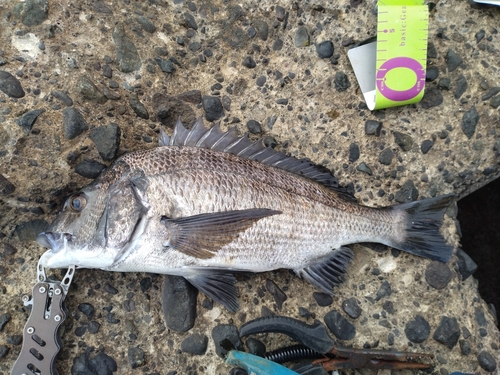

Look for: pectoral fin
[185,271,239,312]
[161,208,281,259]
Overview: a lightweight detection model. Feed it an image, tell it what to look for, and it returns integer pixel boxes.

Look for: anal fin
[295,247,354,294]
[185,271,239,312]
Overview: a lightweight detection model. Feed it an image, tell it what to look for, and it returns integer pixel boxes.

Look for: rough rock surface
[0,1,499,375]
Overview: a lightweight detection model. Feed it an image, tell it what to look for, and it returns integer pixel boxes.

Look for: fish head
[38,169,148,270]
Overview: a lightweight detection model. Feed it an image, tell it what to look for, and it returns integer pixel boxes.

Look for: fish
[37,118,455,311]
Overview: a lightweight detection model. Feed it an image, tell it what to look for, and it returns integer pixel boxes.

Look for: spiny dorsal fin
[159,118,355,201]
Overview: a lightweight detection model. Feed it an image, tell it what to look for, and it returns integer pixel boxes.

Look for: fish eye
[69,194,87,212]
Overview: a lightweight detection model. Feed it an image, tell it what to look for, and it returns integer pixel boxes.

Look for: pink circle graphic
[376,57,425,102]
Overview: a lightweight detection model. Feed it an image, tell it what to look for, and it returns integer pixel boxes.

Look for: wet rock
[76,76,107,104]
[477,351,497,372]
[13,0,49,27]
[454,75,467,99]
[324,310,356,340]
[446,49,463,72]
[129,94,149,119]
[14,219,48,242]
[242,56,256,68]
[162,275,197,332]
[313,292,333,307]
[90,123,121,161]
[334,72,350,92]
[342,298,361,319]
[212,324,243,358]
[0,345,9,359]
[112,23,142,73]
[393,131,413,151]
[356,162,372,175]
[136,15,156,33]
[71,351,117,375]
[155,57,175,73]
[316,41,334,58]
[16,109,45,133]
[365,120,382,136]
[294,26,310,47]
[375,280,392,301]
[63,107,89,139]
[52,90,74,106]
[404,315,430,343]
[348,143,360,162]
[421,139,434,154]
[425,261,452,289]
[0,313,11,332]
[253,20,269,41]
[202,95,224,122]
[180,333,208,355]
[378,148,393,165]
[461,106,479,139]
[75,159,106,179]
[420,86,443,109]
[182,12,198,30]
[246,337,266,357]
[0,70,25,98]
[246,120,262,134]
[433,316,460,348]
[0,174,15,195]
[456,248,477,280]
[265,279,287,310]
[128,346,145,369]
[78,303,95,319]
[395,180,418,203]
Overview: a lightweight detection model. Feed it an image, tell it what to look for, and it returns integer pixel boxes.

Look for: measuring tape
[348,0,429,110]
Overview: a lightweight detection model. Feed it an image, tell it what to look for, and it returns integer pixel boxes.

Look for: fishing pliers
[227,315,434,374]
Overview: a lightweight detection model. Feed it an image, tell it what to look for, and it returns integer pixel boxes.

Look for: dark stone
[162,275,198,332]
[182,12,198,30]
[202,95,224,122]
[475,308,487,327]
[93,1,112,14]
[313,292,333,307]
[178,90,202,104]
[104,283,118,295]
[90,123,121,161]
[188,42,201,52]
[153,93,196,127]
[14,219,48,242]
[112,23,142,73]
[365,120,382,136]
[490,96,500,109]
[383,301,395,314]
[129,94,150,119]
[246,338,266,357]
[294,26,310,47]
[378,148,393,165]
[256,75,267,87]
[342,298,361,319]
[0,174,15,195]
[3,243,17,255]
[426,66,439,82]
[316,41,334,58]
[222,95,231,111]
[78,303,95,319]
[0,313,11,332]
[0,345,9,359]
[75,326,87,337]
[75,159,106,179]
[13,0,49,27]
[254,20,269,41]
[334,72,350,92]
[87,321,100,334]
[16,109,45,133]
[446,49,463,72]
[276,5,286,21]
[0,70,25,98]
[140,277,152,292]
[180,333,208,355]
[438,78,451,90]
[454,75,467,99]
[456,248,477,280]
[461,106,479,139]
[7,335,23,345]
[128,346,145,369]
[420,86,443,109]
[246,120,262,134]
[433,316,460,349]
[63,107,89,139]
[459,339,470,355]
[52,90,74,106]
[76,76,107,103]
[395,180,418,203]
[136,15,156,33]
[324,310,356,340]
[404,315,430,343]
[71,351,117,375]
[276,98,288,105]
[242,56,256,68]
[102,65,112,78]
[212,324,243,358]
[356,162,372,175]
[348,143,360,162]
[481,87,500,101]
[375,280,392,301]
[265,279,287,310]
[421,140,434,154]
[106,312,120,324]
[155,57,175,73]
[477,351,497,372]
[272,38,283,51]
[393,131,413,151]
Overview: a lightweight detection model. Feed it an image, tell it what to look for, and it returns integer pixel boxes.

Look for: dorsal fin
[159,118,356,201]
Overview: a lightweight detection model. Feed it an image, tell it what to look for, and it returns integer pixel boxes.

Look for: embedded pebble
[294,27,310,47]
[324,310,356,340]
[395,180,418,203]
[0,345,9,359]
[348,143,360,162]
[421,140,434,154]
[438,78,451,90]
[265,279,287,310]
[420,86,443,109]
[63,107,89,140]
[87,321,100,334]
[334,72,350,92]
[393,131,413,152]
[52,90,74,106]
[128,346,145,369]
[242,56,256,68]
[155,57,176,73]
[246,120,262,134]
[481,87,500,101]
[78,303,95,319]
[136,15,156,33]
[14,219,48,242]
[433,316,460,348]
[162,275,197,332]
[245,338,266,357]
[404,315,430,343]
[129,93,149,119]
[446,49,463,72]
[90,123,121,161]
[202,95,224,121]
[461,106,479,139]
[253,20,269,41]
[16,109,45,133]
[71,351,117,375]
[7,335,22,345]
[356,162,372,175]
[316,41,334,58]
[312,292,333,307]
[0,70,25,98]
[182,12,198,30]
[342,298,361,319]
[2,243,17,255]
[180,333,209,355]
[477,351,497,372]
[13,0,48,26]
[0,313,11,332]
[212,324,243,358]
[425,261,452,290]
[454,75,467,99]
[112,23,142,73]
[76,76,107,103]
[365,120,382,136]
[104,283,118,294]
[375,280,392,301]
[459,339,471,355]
[75,159,106,179]
[378,148,393,165]
[0,175,15,195]
[426,66,439,81]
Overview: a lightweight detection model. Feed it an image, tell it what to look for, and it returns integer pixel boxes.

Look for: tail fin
[388,194,456,262]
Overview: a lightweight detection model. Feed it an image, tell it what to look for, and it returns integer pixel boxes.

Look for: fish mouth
[36,232,73,253]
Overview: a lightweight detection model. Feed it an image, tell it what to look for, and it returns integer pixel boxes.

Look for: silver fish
[38,118,455,311]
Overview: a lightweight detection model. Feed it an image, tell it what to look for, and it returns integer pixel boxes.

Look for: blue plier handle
[226,350,300,375]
